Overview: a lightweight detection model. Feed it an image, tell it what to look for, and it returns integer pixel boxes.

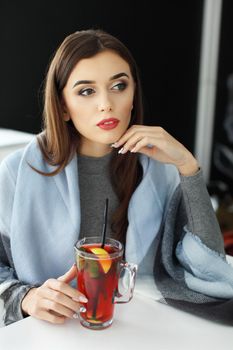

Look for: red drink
[74,237,137,330]
[76,240,123,329]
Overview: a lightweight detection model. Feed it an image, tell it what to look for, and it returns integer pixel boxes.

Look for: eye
[78,88,95,96]
[112,82,127,91]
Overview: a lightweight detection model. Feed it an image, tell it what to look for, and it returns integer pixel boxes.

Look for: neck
[78,139,112,157]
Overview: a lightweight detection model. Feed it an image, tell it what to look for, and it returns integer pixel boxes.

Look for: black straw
[101,198,109,248]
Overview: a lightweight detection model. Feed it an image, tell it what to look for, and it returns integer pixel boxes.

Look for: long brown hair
[37,29,144,244]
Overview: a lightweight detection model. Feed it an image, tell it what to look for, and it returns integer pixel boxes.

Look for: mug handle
[114,261,138,304]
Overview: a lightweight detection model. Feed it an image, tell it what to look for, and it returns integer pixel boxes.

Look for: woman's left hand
[112,125,199,176]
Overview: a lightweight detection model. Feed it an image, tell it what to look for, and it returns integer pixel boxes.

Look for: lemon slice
[89,247,112,273]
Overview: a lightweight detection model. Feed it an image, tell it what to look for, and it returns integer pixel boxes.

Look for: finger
[42,299,77,319]
[130,136,163,154]
[44,278,88,303]
[112,125,149,147]
[38,310,66,324]
[130,136,178,164]
[113,126,163,148]
[57,264,77,283]
[131,145,156,158]
[118,133,156,154]
[43,287,83,313]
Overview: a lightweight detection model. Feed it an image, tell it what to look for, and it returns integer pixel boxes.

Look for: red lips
[97,118,120,130]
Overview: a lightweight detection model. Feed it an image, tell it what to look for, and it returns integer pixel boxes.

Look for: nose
[98,93,113,112]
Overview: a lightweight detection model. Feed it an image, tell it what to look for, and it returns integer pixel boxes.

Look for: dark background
[0,0,203,153]
[211,0,233,193]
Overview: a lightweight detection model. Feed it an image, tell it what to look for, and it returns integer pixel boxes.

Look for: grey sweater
[78,152,119,239]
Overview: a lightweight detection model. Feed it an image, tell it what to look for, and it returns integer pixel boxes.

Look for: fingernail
[130,147,137,153]
[72,306,86,319]
[73,295,88,303]
[118,147,124,154]
[79,296,88,303]
[79,306,86,313]
[111,142,119,148]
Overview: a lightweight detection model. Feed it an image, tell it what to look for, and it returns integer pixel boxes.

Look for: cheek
[116,103,133,136]
[123,102,133,116]
[67,101,92,128]
[68,99,90,117]
[71,117,90,136]
[119,91,134,115]
[118,98,133,125]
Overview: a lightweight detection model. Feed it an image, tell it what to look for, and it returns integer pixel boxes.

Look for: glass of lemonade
[74,236,137,330]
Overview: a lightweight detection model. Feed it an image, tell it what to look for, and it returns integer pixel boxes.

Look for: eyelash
[78,82,127,96]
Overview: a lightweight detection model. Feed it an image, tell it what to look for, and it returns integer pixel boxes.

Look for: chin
[99,131,122,144]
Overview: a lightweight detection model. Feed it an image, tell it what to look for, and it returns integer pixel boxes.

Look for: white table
[0,283,233,350]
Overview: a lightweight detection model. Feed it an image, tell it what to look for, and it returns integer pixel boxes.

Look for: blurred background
[0,0,202,148]
[0,0,233,252]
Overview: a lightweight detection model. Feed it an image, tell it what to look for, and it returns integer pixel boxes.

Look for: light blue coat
[1,137,233,303]
[0,138,179,286]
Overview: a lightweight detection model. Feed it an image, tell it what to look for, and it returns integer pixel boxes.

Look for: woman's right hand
[21,265,88,324]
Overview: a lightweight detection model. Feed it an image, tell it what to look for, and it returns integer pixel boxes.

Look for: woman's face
[62,50,135,156]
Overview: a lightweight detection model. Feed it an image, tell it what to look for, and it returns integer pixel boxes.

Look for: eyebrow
[72,72,129,89]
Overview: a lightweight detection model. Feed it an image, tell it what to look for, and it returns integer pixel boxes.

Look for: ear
[63,113,70,122]
[61,97,70,121]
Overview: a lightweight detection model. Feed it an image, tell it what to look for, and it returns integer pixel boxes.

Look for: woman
[0,29,233,327]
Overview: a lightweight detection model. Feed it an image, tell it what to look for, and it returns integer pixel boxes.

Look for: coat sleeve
[179,169,225,255]
[0,159,33,326]
[153,168,233,325]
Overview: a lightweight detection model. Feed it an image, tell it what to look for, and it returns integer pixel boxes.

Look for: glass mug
[74,236,137,330]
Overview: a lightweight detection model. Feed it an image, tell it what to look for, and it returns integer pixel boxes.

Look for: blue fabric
[176,230,233,299]
[1,137,233,304]
[0,138,179,285]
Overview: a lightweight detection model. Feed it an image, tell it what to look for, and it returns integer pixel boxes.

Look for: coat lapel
[53,154,81,233]
[126,155,163,265]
